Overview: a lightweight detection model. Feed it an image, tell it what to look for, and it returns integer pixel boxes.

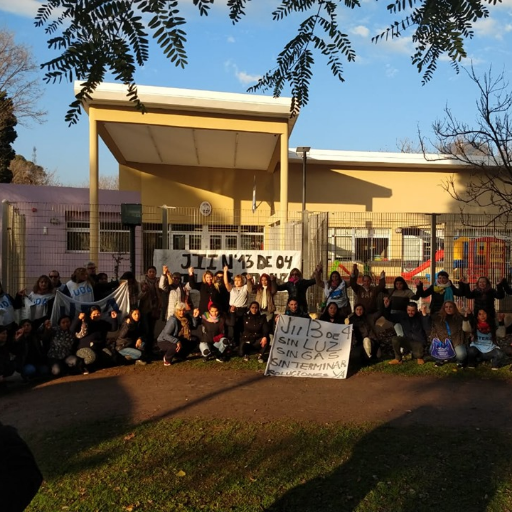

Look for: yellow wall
[120,161,482,216]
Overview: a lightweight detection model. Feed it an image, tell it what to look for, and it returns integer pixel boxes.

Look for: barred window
[66,212,130,253]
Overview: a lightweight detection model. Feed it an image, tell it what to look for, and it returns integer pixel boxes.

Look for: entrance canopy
[76,82,298,172]
[76,81,298,262]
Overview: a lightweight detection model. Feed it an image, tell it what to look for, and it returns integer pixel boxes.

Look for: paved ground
[2,365,512,435]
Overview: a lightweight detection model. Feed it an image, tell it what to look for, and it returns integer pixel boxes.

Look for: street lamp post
[296,147,311,273]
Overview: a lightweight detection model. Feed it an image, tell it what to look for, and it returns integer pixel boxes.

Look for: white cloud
[227,36,235,43]
[0,0,41,17]
[236,70,261,84]
[224,59,261,85]
[351,25,370,38]
[385,64,398,78]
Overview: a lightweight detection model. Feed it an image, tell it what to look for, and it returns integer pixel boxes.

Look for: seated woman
[11,319,49,381]
[463,308,506,370]
[72,306,119,374]
[115,309,147,365]
[239,301,269,363]
[349,304,380,362]
[40,316,79,376]
[284,298,310,319]
[424,300,467,368]
[0,326,15,386]
[319,302,346,324]
[200,303,229,363]
[157,303,200,366]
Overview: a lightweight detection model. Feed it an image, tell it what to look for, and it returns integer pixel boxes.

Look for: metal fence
[2,201,512,309]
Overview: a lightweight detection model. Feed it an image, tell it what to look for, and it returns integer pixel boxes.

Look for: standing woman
[27,275,55,329]
[120,272,141,311]
[188,267,224,314]
[316,264,351,318]
[0,281,23,335]
[224,265,252,345]
[460,276,505,323]
[387,276,419,337]
[276,266,319,315]
[254,273,278,330]
[65,267,95,303]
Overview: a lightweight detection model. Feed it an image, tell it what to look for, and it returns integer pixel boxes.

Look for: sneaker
[491,367,499,371]
[83,368,90,375]
[388,359,402,365]
[456,362,465,369]
[434,361,444,367]
[417,358,425,365]
[215,357,225,363]
[135,360,147,366]
[258,357,265,364]
[467,365,476,369]
[243,355,249,362]
[163,356,171,367]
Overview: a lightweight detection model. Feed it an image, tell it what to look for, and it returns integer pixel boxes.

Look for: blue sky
[1,0,512,185]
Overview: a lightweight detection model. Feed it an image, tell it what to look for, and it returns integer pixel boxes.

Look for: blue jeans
[118,347,143,360]
[21,364,49,380]
[455,345,467,364]
[467,346,505,368]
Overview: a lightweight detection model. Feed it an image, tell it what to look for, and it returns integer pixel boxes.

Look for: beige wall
[120,160,482,216]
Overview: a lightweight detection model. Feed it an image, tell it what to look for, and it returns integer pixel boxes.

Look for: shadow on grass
[267,406,512,512]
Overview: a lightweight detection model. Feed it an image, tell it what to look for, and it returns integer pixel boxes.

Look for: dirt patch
[2,364,512,435]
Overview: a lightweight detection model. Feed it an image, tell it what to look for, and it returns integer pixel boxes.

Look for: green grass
[27,418,512,512]
[140,352,512,381]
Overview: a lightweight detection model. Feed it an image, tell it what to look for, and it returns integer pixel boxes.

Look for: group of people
[314,264,512,370]
[0,260,511,386]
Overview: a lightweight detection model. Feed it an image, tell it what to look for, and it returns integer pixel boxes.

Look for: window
[66,211,130,252]
[328,228,390,262]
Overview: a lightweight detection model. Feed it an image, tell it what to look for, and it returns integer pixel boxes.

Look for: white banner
[50,281,130,325]
[153,250,301,282]
[265,315,353,379]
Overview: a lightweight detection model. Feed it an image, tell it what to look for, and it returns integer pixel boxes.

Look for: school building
[0,82,509,296]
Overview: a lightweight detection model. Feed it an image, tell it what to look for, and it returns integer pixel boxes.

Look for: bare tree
[0,28,46,126]
[421,66,512,225]
[77,174,119,190]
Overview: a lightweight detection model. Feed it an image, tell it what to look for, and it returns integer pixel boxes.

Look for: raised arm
[223,266,233,292]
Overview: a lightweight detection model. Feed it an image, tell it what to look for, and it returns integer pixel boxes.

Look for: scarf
[260,285,268,310]
[476,320,491,335]
[433,281,454,302]
[178,316,191,340]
